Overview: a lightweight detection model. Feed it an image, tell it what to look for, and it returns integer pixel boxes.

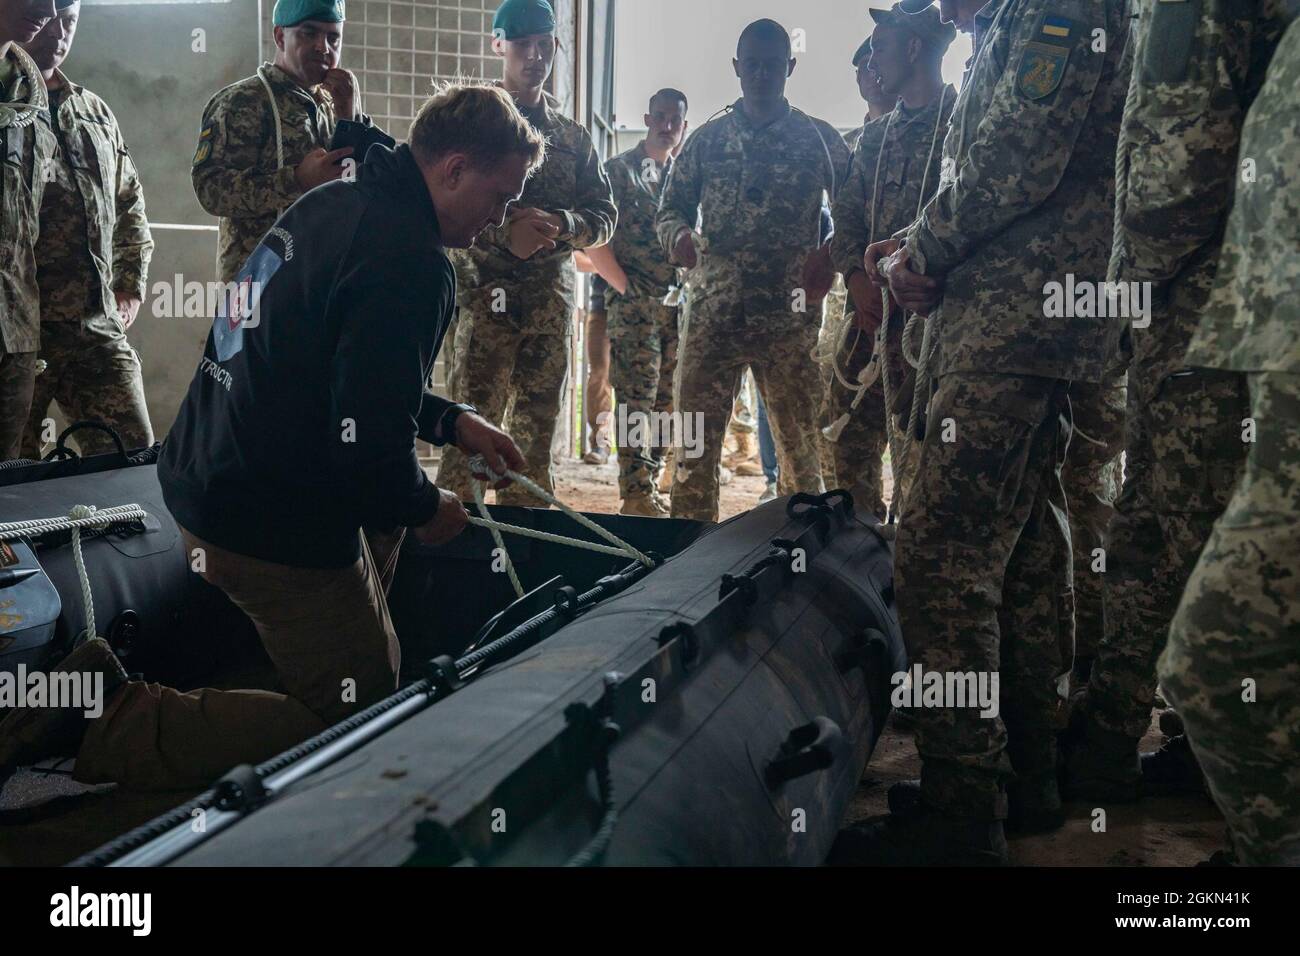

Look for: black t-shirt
[159,144,458,568]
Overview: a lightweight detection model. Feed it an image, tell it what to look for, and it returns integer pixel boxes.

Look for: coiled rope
[0,504,150,645]
[821,87,951,466]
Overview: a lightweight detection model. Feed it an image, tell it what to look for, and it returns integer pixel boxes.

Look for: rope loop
[0,503,149,647]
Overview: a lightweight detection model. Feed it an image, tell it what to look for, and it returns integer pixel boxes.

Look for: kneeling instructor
[1,84,547,790]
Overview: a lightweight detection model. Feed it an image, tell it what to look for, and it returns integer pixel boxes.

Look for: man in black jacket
[0,85,547,791]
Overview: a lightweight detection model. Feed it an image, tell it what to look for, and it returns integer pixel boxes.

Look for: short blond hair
[408,82,546,173]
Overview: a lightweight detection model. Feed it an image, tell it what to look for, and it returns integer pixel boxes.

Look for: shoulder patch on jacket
[193,120,216,167]
[1017,41,1071,100]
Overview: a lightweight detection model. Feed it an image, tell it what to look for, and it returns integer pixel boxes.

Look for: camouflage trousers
[1062,373,1126,663]
[20,316,153,459]
[436,304,571,506]
[0,349,37,460]
[670,314,824,523]
[1161,371,1300,865]
[1085,366,1248,740]
[608,296,678,500]
[822,320,888,522]
[896,372,1074,821]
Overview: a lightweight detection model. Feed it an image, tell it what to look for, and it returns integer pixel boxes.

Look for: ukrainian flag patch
[1041,15,1073,38]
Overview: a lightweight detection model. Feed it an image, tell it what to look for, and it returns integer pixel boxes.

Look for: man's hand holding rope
[866,238,943,317]
[455,412,526,491]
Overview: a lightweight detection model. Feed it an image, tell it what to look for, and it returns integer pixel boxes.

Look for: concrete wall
[65,0,263,437]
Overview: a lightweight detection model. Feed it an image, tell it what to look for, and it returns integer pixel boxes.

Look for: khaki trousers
[74,526,404,790]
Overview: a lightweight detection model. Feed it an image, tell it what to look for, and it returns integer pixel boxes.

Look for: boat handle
[765,716,843,787]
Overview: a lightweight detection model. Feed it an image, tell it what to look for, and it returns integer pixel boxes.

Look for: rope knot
[69,504,97,521]
[467,455,507,484]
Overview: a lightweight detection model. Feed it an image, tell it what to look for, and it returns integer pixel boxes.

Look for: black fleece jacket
[159,144,458,568]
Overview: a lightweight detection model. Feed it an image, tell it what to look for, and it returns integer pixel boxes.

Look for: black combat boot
[0,638,128,778]
[828,803,1009,866]
[888,774,1064,834]
[1141,733,1210,798]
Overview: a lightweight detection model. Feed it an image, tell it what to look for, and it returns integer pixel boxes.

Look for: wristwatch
[438,403,478,446]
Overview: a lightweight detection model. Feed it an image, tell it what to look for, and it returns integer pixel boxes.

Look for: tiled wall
[261,1,507,134]
[350,0,504,131]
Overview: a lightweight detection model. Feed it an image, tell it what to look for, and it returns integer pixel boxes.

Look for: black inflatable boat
[0,439,902,866]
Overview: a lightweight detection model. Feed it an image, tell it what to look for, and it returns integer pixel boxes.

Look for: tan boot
[723,430,763,476]
[621,491,670,517]
[0,638,128,774]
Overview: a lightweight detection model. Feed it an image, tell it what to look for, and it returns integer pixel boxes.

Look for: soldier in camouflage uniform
[436,0,617,506]
[192,0,389,284]
[828,5,955,519]
[1065,0,1293,802]
[814,35,893,507]
[0,1,56,460]
[1061,372,1125,682]
[832,0,1130,864]
[18,1,154,458]
[845,36,896,154]
[1160,17,1300,867]
[602,89,688,517]
[656,19,851,523]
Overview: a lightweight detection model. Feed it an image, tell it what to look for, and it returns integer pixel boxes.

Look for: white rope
[467,457,656,569]
[471,480,525,599]
[465,515,650,561]
[823,89,951,444]
[0,504,150,541]
[68,506,97,644]
[0,503,150,646]
[257,65,288,217]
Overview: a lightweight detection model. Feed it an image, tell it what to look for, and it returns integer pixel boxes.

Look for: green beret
[273,0,345,28]
[852,37,872,67]
[492,0,556,40]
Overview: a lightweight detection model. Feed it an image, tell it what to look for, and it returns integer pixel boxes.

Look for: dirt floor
[548,454,1229,867]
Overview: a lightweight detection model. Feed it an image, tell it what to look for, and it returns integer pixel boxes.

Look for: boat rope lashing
[464,458,656,599]
[0,503,150,646]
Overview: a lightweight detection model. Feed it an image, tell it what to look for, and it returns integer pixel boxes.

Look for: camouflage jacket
[902,0,1130,382]
[656,98,852,320]
[844,109,881,154]
[36,71,153,326]
[0,45,55,354]
[604,140,675,301]
[1114,0,1294,382]
[455,88,616,328]
[1188,12,1299,372]
[192,63,377,283]
[831,87,956,284]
